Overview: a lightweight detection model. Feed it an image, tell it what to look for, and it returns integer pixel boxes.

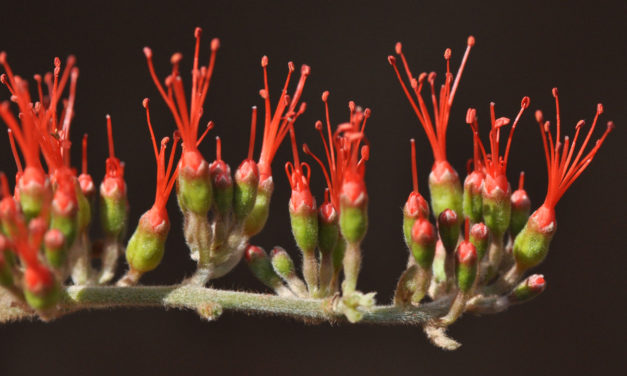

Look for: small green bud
[270,247,296,279]
[243,179,272,237]
[481,175,511,236]
[509,274,546,303]
[462,171,484,223]
[209,157,234,216]
[289,192,318,253]
[410,217,437,269]
[428,161,463,221]
[437,209,460,254]
[318,202,339,255]
[455,240,477,293]
[234,159,260,220]
[23,266,60,310]
[43,229,66,268]
[177,149,213,215]
[245,245,283,289]
[125,209,170,273]
[469,222,489,260]
[99,180,129,240]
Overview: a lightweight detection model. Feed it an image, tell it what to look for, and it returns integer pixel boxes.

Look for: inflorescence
[0,30,614,349]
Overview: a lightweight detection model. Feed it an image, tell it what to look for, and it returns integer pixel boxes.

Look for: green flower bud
[125,208,170,273]
[243,178,272,237]
[234,159,260,221]
[289,194,318,253]
[410,217,437,269]
[43,229,66,268]
[481,175,511,236]
[403,191,430,249]
[455,241,477,293]
[469,222,489,260]
[245,245,283,290]
[23,266,60,310]
[209,157,233,217]
[513,206,556,270]
[99,176,129,240]
[428,161,463,221]
[509,274,546,303]
[437,209,460,254]
[270,247,296,279]
[318,202,339,255]
[462,170,484,223]
[17,167,52,222]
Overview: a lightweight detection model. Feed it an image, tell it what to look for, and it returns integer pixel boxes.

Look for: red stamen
[248,106,257,160]
[82,134,88,175]
[518,171,525,190]
[215,136,222,161]
[410,139,419,193]
[142,98,159,160]
[7,129,22,173]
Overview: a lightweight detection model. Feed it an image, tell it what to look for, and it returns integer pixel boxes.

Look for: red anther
[576,120,585,130]
[7,129,22,174]
[142,98,149,108]
[395,42,403,54]
[444,48,451,60]
[0,52,6,63]
[322,91,329,102]
[210,38,220,51]
[552,87,558,97]
[387,55,396,65]
[170,52,183,65]
[143,47,153,58]
[287,61,295,72]
[54,57,61,67]
[194,27,202,38]
[597,103,604,114]
[0,74,6,84]
[521,96,530,109]
[261,55,268,67]
[467,36,476,46]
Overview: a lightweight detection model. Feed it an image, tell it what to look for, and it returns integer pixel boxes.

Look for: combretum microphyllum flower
[0,32,615,351]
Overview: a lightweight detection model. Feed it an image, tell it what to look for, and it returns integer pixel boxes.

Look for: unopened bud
[462,170,484,223]
[469,222,489,260]
[437,209,460,254]
[318,202,339,255]
[339,176,368,244]
[234,159,259,220]
[509,274,546,303]
[100,175,129,240]
[481,174,512,236]
[403,191,429,249]
[23,265,60,310]
[270,246,297,280]
[289,190,318,253]
[209,159,234,216]
[44,229,66,268]
[245,245,283,290]
[410,217,437,269]
[513,206,556,270]
[455,241,477,292]
[17,167,52,222]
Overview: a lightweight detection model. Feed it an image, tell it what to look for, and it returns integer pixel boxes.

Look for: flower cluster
[0,31,614,348]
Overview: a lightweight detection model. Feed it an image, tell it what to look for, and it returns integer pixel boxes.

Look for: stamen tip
[521,96,530,109]
[170,52,183,65]
[552,87,558,98]
[194,27,202,38]
[261,55,268,68]
[467,36,476,46]
[322,91,329,102]
[143,47,153,58]
[0,51,6,63]
[395,42,402,55]
[444,48,451,60]
[535,110,544,123]
[597,103,604,114]
[142,98,150,108]
[211,38,220,51]
[54,57,61,67]
[288,61,295,72]
[607,121,615,131]
[301,64,311,75]
[387,55,396,65]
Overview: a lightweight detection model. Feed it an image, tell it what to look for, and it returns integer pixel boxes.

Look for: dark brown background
[0,0,625,375]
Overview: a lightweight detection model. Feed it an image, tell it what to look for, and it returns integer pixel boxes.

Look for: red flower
[388,37,474,179]
[143,27,217,175]
[531,88,614,229]
[256,57,310,184]
[285,126,315,214]
[464,97,530,195]
[303,92,371,210]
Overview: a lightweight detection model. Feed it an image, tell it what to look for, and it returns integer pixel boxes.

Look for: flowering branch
[0,31,615,351]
